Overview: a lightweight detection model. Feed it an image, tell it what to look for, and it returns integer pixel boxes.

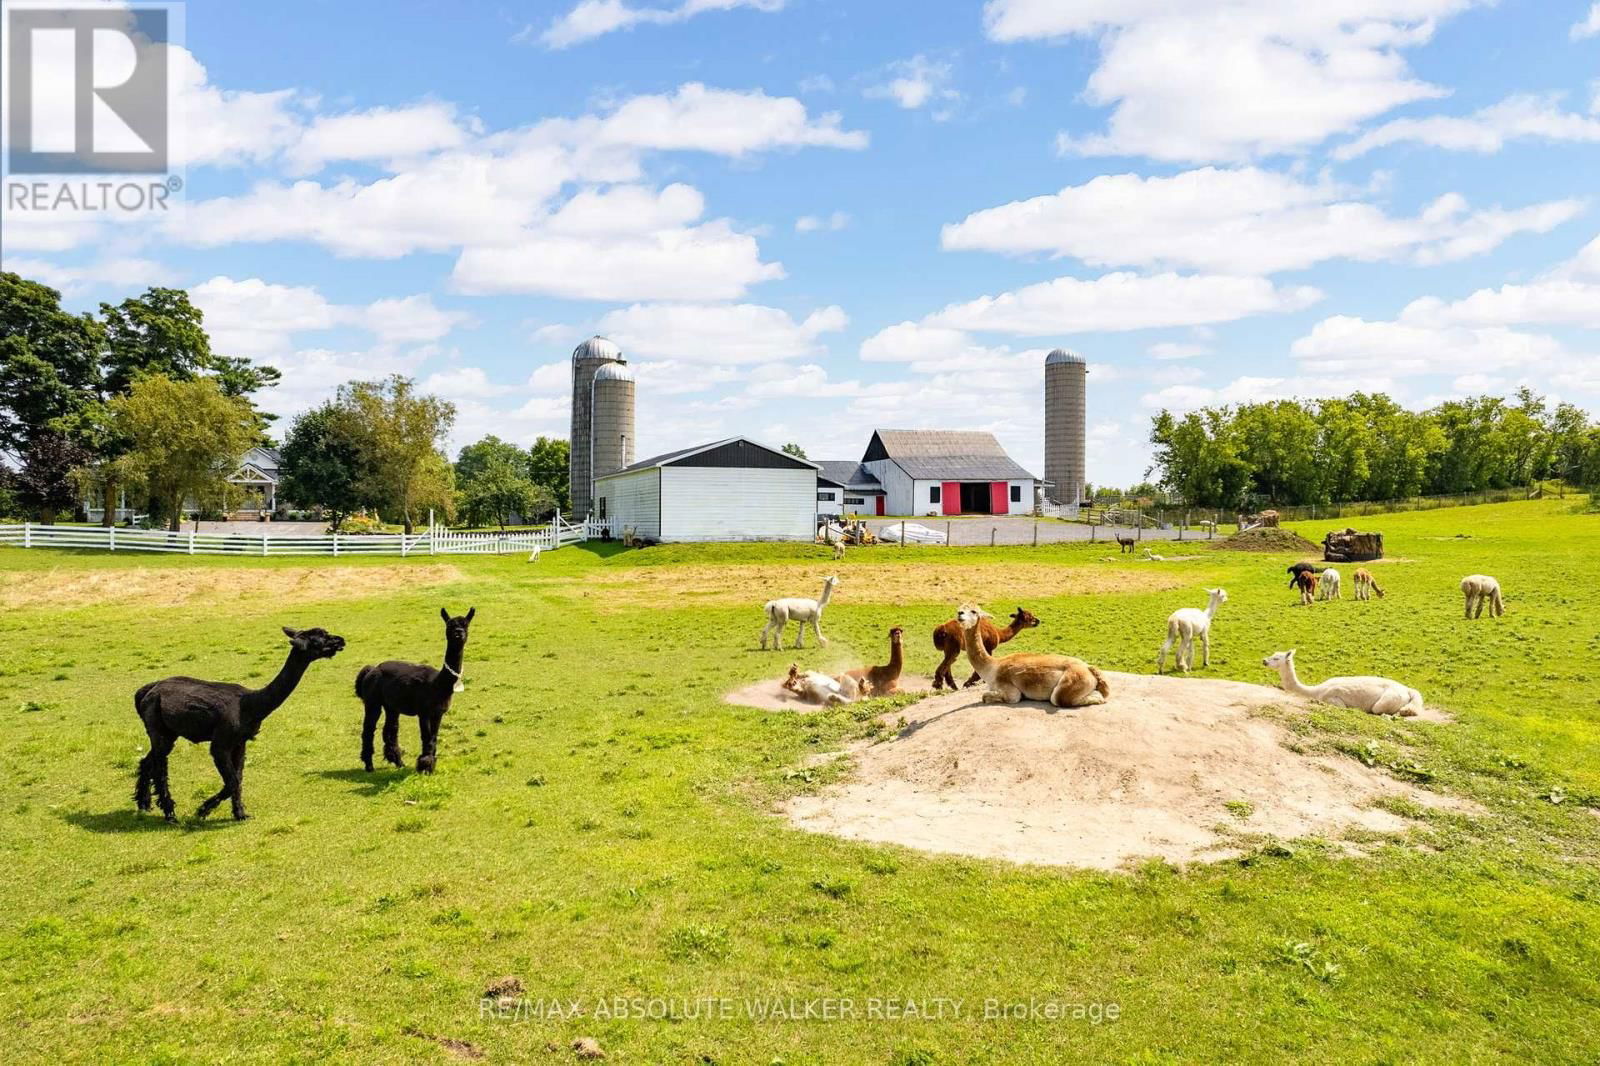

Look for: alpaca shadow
[64,809,233,834]
[891,698,985,739]
[307,766,410,797]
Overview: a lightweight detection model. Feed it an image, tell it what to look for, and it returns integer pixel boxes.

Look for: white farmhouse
[593,436,820,542]
[858,429,1036,517]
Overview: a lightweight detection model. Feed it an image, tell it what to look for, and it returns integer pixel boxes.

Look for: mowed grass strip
[0,497,1597,1063]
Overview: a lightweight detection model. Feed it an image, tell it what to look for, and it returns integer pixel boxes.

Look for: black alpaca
[134,627,346,822]
[356,607,474,774]
[1286,561,1323,587]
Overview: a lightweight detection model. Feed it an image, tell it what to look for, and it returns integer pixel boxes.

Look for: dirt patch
[565,563,1183,609]
[726,674,937,712]
[783,671,1472,870]
[1213,528,1322,553]
[404,1028,484,1060]
[1,562,465,610]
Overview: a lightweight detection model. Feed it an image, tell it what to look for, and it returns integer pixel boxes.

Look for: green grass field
[3,498,1599,1064]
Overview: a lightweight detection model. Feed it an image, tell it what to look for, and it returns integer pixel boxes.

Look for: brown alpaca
[841,626,905,697]
[957,604,1109,707]
[1353,567,1385,600]
[1297,569,1319,606]
[931,606,1040,690]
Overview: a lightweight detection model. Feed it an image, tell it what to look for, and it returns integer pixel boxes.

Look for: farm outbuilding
[593,437,820,542]
[814,461,886,517]
[859,429,1036,517]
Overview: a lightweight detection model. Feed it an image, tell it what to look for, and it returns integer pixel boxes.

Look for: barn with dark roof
[855,429,1036,516]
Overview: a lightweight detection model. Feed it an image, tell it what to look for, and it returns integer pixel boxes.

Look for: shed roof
[862,429,1035,481]
[815,461,884,491]
[598,436,819,479]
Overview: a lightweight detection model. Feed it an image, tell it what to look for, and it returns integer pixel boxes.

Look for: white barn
[593,436,820,542]
[860,430,1036,517]
[814,461,886,517]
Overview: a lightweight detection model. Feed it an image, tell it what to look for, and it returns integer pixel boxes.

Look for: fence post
[990,527,996,547]
[1033,521,1038,547]
[1136,509,1142,541]
[23,523,30,549]
[946,521,951,546]
[262,533,268,557]
[899,520,905,549]
[333,532,340,557]
[109,526,116,551]
[188,531,195,555]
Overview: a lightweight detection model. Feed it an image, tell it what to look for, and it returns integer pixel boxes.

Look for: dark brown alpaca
[931,606,1039,690]
[842,626,905,697]
[356,607,474,774]
[134,627,346,822]
[1116,534,1137,554]
[1296,569,1319,605]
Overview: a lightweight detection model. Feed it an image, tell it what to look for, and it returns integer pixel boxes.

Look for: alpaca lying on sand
[1262,650,1422,717]
[1461,574,1503,619]
[958,604,1108,707]
[782,664,854,705]
[931,606,1039,690]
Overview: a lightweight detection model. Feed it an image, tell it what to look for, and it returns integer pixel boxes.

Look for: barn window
[929,486,941,504]
[1010,485,1021,503]
[597,497,607,520]
[818,491,836,502]
[845,496,864,505]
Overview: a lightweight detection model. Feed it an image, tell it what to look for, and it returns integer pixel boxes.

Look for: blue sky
[6,0,1600,487]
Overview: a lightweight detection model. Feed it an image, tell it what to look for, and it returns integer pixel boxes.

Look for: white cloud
[190,277,471,358]
[421,366,514,400]
[170,47,303,169]
[1140,373,1402,413]
[1289,315,1569,375]
[284,101,480,174]
[795,211,850,233]
[1573,3,1600,39]
[1335,93,1600,158]
[941,167,1583,274]
[923,272,1323,336]
[3,256,174,295]
[527,361,572,392]
[984,0,1473,162]
[531,0,784,49]
[593,302,847,363]
[867,56,959,115]
[581,83,867,155]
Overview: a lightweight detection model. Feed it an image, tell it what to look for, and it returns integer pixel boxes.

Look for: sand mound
[726,675,936,712]
[1,562,465,610]
[1214,527,1321,553]
[783,672,1469,870]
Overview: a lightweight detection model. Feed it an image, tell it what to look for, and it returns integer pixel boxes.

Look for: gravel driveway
[861,517,1227,547]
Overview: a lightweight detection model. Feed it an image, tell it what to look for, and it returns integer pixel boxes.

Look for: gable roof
[815,461,884,491]
[862,429,1036,481]
[598,436,819,479]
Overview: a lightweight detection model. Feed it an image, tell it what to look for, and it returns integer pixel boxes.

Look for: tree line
[0,272,568,531]
[1148,390,1600,510]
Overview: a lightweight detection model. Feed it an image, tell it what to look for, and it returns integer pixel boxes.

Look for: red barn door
[990,481,1009,514]
[875,495,885,516]
[941,481,960,515]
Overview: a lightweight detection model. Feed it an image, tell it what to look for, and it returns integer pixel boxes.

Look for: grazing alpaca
[760,576,838,650]
[842,626,905,697]
[958,604,1109,707]
[1317,567,1342,601]
[1286,561,1321,588]
[1115,534,1137,554]
[931,606,1040,690]
[134,627,346,821]
[1353,568,1385,600]
[1262,650,1422,717]
[1461,574,1504,619]
[782,663,852,705]
[356,607,474,774]
[1296,569,1319,606]
[1157,587,1228,674]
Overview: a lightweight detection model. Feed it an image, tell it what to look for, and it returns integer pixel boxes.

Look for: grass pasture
[3,498,1599,1063]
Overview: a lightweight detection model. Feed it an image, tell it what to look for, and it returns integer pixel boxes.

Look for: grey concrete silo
[568,335,625,518]
[1043,349,1087,506]
[590,361,636,505]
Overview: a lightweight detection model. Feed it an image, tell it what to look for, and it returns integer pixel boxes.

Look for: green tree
[455,435,528,485]
[1234,400,1318,504]
[1148,409,1251,509]
[339,376,456,533]
[781,442,808,459]
[0,273,104,458]
[1312,398,1374,503]
[109,376,258,531]
[278,403,372,531]
[13,429,88,523]
[459,455,551,529]
[526,436,570,513]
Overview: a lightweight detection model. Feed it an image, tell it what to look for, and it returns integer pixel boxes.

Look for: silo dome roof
[572,335,623,362]
[592,361,634,383]
[1045,348,1086,366]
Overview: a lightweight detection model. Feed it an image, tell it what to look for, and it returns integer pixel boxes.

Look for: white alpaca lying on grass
[1157,587,1227,674]
[1262,650,1422,717]
[1317,567,1342,601]
[760,575,838,650]
[1461,574,1504,619]
[782,664,856,705]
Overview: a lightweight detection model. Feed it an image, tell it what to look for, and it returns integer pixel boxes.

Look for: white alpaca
[760,575,838,650]
[782,664,854,705]
[1157,587,1227,674]
[1317,567,1341,601]
[1262,650,1422,717]
[1461,574,1503,619]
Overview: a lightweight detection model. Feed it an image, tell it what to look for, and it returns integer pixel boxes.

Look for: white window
[818,491,836,501]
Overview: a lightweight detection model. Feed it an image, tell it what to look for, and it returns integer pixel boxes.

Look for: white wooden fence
[0,515,605,557]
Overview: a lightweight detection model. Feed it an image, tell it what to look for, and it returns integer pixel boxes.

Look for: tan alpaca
[957,604,1109,707]
[1461,575,1503,618]
[1353,568,1384,600]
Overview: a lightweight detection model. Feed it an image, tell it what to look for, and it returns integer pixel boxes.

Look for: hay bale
[1323,528,1383,562]
[1214,527,1321,553]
